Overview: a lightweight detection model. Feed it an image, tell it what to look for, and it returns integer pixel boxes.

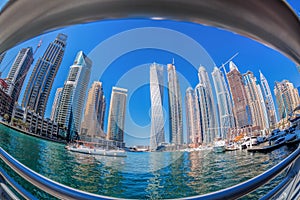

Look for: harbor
[0,123,298,199]
[247,130,300,153]
[0,0,299,199]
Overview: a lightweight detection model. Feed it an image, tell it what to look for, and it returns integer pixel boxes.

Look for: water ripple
[0,125,297,199]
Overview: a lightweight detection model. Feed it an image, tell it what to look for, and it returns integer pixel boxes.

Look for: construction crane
[219,52,239,74]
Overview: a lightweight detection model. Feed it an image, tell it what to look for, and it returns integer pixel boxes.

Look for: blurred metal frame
[0,0,300,65]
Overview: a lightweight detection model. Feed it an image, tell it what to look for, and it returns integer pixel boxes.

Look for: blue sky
[0,0,8,11]
[0,0,300,146]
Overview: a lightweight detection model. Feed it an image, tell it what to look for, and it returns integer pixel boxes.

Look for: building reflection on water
[0,125,297,199]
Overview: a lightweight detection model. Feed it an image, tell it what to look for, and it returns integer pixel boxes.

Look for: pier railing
[0,147,114,200]
[0,146,299,200]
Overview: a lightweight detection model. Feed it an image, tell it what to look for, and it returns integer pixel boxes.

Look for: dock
[247,141,285,153]
[248,139,300,153]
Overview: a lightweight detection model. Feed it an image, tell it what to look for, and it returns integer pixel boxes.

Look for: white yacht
[213,140,226,153]
[67,144,127,157]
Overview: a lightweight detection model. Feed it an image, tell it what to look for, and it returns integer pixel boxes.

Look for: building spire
[229,61,239,71]
[259,69,266,81]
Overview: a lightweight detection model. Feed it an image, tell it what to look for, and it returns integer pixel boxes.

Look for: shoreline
[0,120,67,145]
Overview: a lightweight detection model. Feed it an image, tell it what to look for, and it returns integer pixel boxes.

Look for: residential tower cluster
[184,61,300,148]
[0,33,299,151]
[0,33,127,148]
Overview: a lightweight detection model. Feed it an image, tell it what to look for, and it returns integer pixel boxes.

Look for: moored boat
[225,143,240,151]
[241,136,259,149]
[213,139,226,153]
[67,144,127,157]
[247,129,300,153]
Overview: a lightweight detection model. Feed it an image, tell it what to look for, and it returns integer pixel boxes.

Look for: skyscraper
[5,47,33,106]
[243,71,268,131]
[81,81,106,138]
[56,51,92,140]
[167,63,183,145]
[274,80,300,119]
[185,87,201,146]
[22,33,67,116]
[226,61,252,128]
[50,87,62,121]
[107,87,127,142]
[150,63,165,151]
[259,70,277,127]
[195,83,209,144]
[196,66,217,144]
[211,67,235,139]
[0,51,6,65]
[256,83,270,131]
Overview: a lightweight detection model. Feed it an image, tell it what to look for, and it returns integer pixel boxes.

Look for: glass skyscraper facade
[195,83,209,144]
[256,83,270,132]
[243,71,268,131]
[226,61,252,128]
[107,87,127,142]
[185,87,201,146]
[274,80,300,119]
[150,63,165,151]
[50,87,62,121]
[167,63,183,145]
[56,51,92,140]
[196,66,217,144]
[81,81,106,138]
[211,67,235,139]
[260,71,278,127]
[22,33,67,116]
[0,52,6,65]
[6,47,33,106]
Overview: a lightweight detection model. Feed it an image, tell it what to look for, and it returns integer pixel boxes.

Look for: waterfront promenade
[0,120,66,144]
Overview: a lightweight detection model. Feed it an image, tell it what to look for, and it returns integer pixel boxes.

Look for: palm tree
[17,119,23,129]
[3,114,9,122]
[24,122,30,131]
[12,118,18,126]
[58,124,67,140]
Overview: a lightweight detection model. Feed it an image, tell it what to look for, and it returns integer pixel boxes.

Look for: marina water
[0,124,296,199]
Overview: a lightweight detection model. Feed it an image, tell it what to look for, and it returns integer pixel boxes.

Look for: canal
[0,123,297,199]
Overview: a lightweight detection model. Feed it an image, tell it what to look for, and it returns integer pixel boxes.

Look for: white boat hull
[68,146,127,157]
[213,139,226,153]
[213,146,226,153]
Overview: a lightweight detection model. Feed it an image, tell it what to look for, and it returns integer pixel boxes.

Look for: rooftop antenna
[33,38,42,55]
[172,58,175,65]
[219,52,239,74]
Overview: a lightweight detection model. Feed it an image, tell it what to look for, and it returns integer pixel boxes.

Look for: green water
[0,124,296,199]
